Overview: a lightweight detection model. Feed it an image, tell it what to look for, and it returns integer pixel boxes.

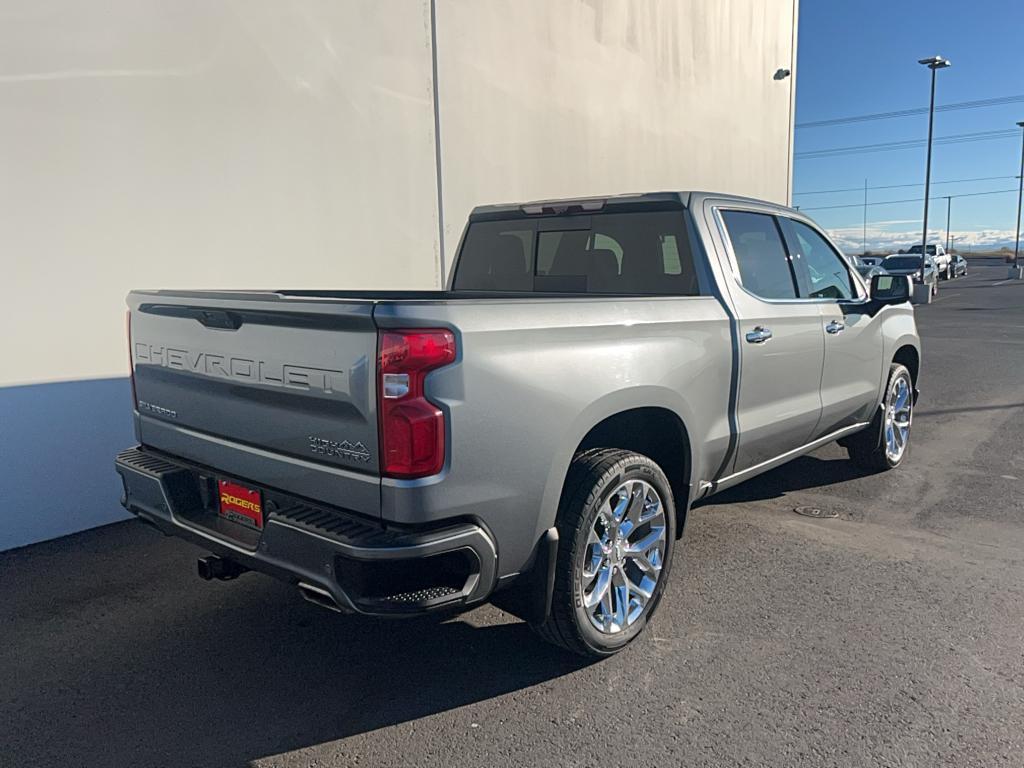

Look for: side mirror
[870,274,911,304]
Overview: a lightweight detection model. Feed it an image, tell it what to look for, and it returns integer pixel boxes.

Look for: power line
[798,187,1018,212]
[794,174,1019,196]
[795,129,1020,160]
[796,94,1024,129]
[797,130,1020,159]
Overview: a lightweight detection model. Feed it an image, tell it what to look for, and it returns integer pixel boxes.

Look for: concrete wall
[1,0,798,550]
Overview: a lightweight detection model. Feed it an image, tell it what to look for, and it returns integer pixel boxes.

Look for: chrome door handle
[825,320,845,334]
[745,326,773,344]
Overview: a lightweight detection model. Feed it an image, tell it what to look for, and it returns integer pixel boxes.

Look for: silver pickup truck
[115,192,919,657]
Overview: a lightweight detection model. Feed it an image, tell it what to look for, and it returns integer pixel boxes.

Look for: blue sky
[794,0,1024,252]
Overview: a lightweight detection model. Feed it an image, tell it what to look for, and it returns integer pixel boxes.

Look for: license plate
[217,479,263,530]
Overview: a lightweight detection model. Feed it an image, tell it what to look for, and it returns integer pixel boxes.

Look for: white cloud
[825,225,1018,253]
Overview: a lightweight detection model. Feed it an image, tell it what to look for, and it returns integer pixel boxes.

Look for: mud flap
[489,528,558,626]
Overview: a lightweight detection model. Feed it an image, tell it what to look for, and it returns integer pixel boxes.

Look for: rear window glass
[452,211,701,295]
[452,221,534,292]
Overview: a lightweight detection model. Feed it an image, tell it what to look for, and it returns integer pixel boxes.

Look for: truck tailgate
[128,290,381,515]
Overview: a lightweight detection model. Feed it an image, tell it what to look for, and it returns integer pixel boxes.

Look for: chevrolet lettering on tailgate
[133,343,347,395]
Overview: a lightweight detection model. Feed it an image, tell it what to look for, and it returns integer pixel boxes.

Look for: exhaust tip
[298,582,344,613]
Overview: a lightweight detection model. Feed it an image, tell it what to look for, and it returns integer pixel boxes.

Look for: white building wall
[1,0,798,550]
[435,0,798,269]
[2,0,442,388]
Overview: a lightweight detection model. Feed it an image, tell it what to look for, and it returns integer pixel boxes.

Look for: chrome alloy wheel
[581,480,667,634]
[884,372,913,463]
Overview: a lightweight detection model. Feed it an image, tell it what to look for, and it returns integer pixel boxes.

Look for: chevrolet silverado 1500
[115,192,920,657]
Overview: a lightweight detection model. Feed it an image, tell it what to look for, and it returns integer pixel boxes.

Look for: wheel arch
[892,344,920,388]
[878,309,921,406]
[562,405,693,539]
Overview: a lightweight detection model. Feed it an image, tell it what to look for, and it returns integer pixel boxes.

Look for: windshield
[906,245,936,255]
[884,256,929,270]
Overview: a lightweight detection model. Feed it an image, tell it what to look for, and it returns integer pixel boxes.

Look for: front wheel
[846,362,914,471]
[531,449,676,657]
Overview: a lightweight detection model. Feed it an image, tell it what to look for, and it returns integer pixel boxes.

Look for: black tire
[531,449,676,657]
[846,362,914,472]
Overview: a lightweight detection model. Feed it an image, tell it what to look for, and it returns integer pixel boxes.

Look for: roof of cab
[469,191,798,220]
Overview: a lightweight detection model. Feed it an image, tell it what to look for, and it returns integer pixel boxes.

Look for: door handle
[745,326,773,344]
[825,320,845,334]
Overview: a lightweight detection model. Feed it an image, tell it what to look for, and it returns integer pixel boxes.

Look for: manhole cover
[793,505,838,519]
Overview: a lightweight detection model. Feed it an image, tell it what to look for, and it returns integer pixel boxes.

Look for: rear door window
[720,211,798,300]
[453,210,701,295]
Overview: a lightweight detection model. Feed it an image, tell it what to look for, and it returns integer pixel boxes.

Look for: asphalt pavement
[2,259,1022,767]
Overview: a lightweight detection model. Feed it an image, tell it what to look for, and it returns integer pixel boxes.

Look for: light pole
[1012,120,1024,277]
[917,56,951,297]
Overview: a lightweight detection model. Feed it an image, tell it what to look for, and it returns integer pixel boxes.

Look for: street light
[917,56,951,296]
[1012,120,1024,277]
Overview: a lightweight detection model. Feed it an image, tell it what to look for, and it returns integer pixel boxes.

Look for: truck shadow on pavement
[698,454,868,506]
[0,522,590,768]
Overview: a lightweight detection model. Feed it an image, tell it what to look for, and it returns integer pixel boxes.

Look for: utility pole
[945,196,952,253]
[863,178,868,256]
[917,56,951,297]
[1012,121,1024,277]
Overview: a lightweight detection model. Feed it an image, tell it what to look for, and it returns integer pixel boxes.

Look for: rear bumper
[115,446,497,616]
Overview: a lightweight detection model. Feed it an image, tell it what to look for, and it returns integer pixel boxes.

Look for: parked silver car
[883,254,939,298]
[950,253,968,278]
[852,254,887,281]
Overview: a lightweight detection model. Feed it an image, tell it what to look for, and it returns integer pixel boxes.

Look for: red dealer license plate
[217,479,263,530]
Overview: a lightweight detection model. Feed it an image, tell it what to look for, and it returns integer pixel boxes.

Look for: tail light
[377,329,456,478]
[126,310,138,407]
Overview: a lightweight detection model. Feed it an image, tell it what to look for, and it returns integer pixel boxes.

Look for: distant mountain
[826,227,1020,255]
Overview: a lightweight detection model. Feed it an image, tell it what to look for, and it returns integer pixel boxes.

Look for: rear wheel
[531,449,676,657]
[846,363,914,471]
